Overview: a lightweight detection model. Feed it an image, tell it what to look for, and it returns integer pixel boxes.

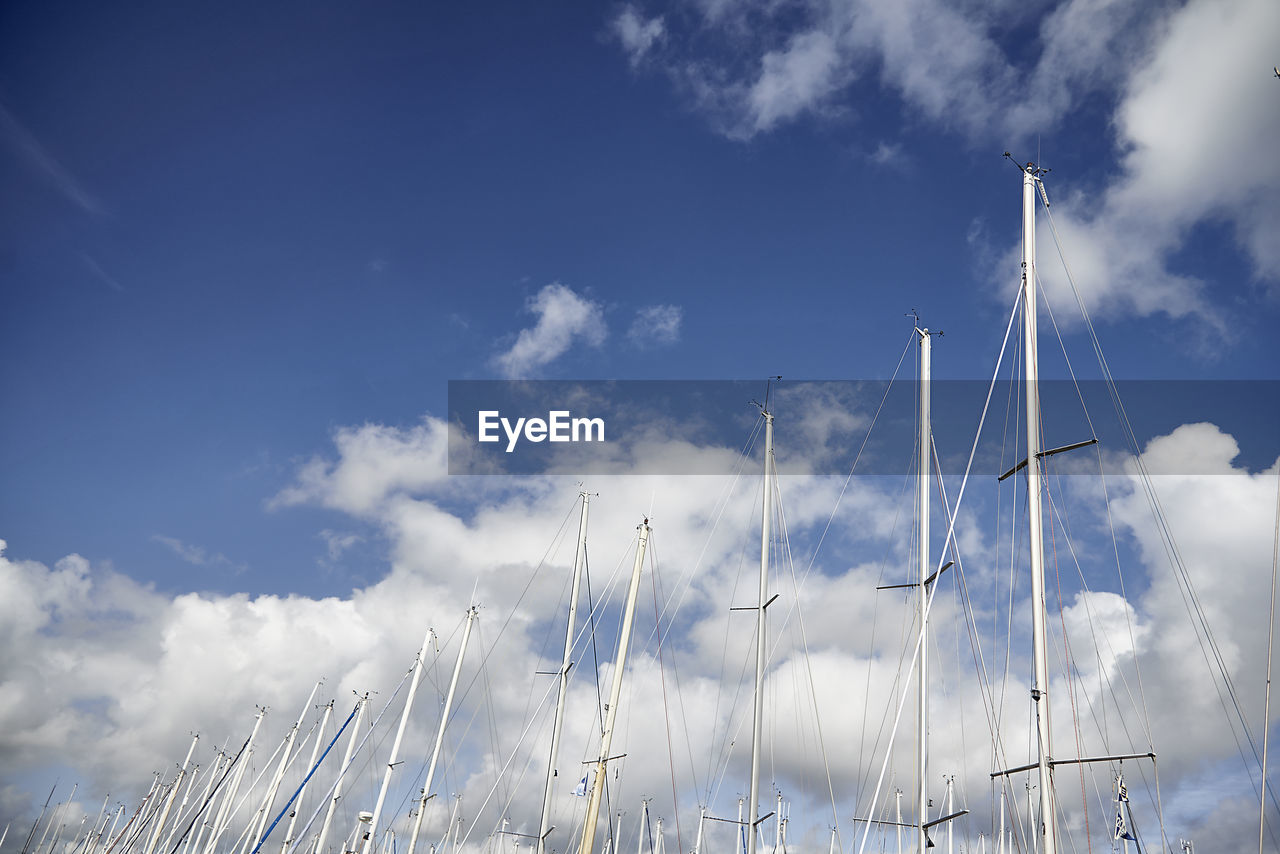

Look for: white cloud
[4,414,1277,851]
[269,417,451,515]
[746,30,848,135]
[618,0,1280,326]
[626,303,682,346]
[492,283,607,379]
[867,140,905,169]
[612,6,665,66]
[1024,0,1280,328]
[319,529,363,560]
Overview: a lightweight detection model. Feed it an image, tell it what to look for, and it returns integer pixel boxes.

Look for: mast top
[1002,151,1050,177]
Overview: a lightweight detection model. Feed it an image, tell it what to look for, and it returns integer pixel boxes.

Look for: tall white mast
[538,492,591,854]
[774,794,782,854]
[1021,161,1057,854]
[362,630,435,854]
[282,701,334,854]
[100,805,126,854]
[315,696,367,854]
[577,519,651,854]
[916,327,931,854]
[746,409,774,854]
[408,607,478,854]
[186,753,226,854]
[207,710,267,854]
[83,794,110,854]
[253,684,322,853]
[147,734,198,854]
[167,760,202,854]
[894,790,903,854]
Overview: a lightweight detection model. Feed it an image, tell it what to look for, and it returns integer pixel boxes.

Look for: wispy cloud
[866,141,906,170]
[0,103,104,216]
[151,535,244,573]
[319,529,362,560]
[627,303,682,346]
[81,254,124,292]
[611,6,665,67]
[491,282,607,378]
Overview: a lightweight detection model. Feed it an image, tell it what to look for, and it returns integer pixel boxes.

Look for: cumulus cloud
[269,417,451,515]
[1024,0,1280,328]
[625,303,682,346]
[492,283,607,379]
[4,414,1277,851]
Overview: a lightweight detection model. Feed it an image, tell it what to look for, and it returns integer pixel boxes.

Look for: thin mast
[746,409,774,854]
[577,519,651,854]
[185,753,226,854]
[283,701,334,854]
[538,492,591,854]
[408,607,478,854]
[916,327,931,854]
[22,784,57,854]
[207,710,267,854]
[1022,161,1057,854]
[146,735,198,854]
[253,683,322,853]
[362,631,434,854]
[315,695,366,854]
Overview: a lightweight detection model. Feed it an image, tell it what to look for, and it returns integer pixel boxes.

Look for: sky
[2,0,1279,852]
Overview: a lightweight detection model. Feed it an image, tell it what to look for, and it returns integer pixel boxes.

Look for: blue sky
[2,0,1279,851]
[4,0,1276,601]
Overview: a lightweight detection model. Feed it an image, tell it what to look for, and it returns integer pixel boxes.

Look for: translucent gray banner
[447,380,1278,476]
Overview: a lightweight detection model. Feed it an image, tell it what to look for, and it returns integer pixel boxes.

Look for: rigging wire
[1261,470,1280,854]
[1042,195,1275,849]
[857,285,1023,854]
[646,533,685,854]
[774,472,843,846]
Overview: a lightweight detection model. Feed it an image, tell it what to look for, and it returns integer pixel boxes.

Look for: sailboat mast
[408,607,477,854]
[283,701,334,854]
[254,684,322,853]
[916,328,931,854]
[146,734,198,854]
[538,492,591,854]
[315,695,366,854]
[1021,161,1057,854]
[207,710,267,854]
[577,519,650,854]
[362,630,434,854]
[746,410,774,854]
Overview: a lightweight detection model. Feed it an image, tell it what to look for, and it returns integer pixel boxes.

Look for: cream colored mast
[362,631,434,854]
[1021,161,1057,854]
[577,520,650,854]
[915,327,931,854]
[746,408,774,854]
[407,607,477,854]
[538,492,591,854]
